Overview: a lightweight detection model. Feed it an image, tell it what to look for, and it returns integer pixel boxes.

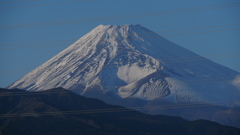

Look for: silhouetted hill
[0,88,239,135]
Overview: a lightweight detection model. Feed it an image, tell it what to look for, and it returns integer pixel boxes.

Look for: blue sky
[0,0,240,87]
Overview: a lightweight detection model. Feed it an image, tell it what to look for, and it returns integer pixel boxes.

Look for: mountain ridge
[1,87,240,135]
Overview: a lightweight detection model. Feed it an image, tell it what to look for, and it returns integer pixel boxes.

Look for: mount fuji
[8,24,240,127]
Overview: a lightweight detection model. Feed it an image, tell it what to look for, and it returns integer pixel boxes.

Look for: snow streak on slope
[8,24,240,105]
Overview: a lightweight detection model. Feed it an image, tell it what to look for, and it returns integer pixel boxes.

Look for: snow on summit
[8,24,240,105]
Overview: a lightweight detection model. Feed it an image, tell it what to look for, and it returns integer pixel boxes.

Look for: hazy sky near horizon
[0,0,240,87]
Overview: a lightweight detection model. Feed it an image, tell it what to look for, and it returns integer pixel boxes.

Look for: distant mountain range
[7,24,240,127]
[0,88,240,135]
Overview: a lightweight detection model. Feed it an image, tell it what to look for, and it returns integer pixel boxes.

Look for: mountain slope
[1,88,240,135]
[8,24,240,104]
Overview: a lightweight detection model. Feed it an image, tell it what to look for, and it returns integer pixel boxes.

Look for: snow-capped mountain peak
[8,24,240,105]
